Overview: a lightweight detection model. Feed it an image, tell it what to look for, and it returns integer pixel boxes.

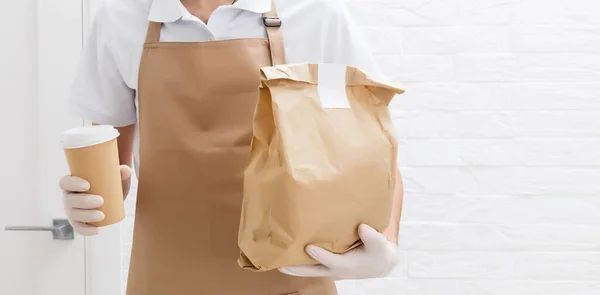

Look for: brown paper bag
[238,63,404,272]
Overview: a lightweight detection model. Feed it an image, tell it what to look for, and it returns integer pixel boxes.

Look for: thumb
[120,165,132,181]
[305,245,341,266]
[358,224,388,251]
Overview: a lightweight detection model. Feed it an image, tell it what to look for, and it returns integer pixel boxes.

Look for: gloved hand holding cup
[60,125,128,235]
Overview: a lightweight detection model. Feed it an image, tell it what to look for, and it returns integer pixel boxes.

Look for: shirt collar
[149,0,272,23]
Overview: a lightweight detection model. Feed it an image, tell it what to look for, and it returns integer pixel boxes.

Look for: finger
[358,224,388,250]
[59,175,90,192]
[279,264,332,278]
[71,221,100,236]
[305,245,342,266]
[64,194,104,209]
[68,209,105,223]
[120,165,132,181]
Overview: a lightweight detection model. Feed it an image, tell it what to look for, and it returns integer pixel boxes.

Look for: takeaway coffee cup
[62,125,125,227]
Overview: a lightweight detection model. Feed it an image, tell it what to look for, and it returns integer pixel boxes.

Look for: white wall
[122,0,600,294]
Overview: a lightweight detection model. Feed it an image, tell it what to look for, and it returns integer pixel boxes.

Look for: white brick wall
[122,0,600,294]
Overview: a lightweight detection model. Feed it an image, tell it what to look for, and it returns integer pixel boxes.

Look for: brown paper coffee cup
[62,125,125,227]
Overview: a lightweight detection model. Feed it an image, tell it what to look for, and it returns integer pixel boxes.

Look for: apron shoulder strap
[262,0,287,65]
[144,0,287,65]
[145,21,162,44]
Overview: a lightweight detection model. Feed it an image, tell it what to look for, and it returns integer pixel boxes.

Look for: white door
[0,1,122,294]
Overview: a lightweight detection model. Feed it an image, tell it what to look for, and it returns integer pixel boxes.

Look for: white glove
[279,224,400,280]
[59,165,132,236]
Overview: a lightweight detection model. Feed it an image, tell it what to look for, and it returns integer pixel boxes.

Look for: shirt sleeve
[68,4,137,127]
[323,0,387,82]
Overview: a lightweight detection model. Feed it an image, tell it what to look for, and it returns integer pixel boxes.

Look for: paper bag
[238,63,404,272]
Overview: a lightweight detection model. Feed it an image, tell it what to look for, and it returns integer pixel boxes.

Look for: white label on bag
[317,63,352,109]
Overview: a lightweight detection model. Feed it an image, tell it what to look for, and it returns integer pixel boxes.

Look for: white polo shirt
[69,0,382,172]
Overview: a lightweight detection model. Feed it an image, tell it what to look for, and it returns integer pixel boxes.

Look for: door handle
[5,218,74,240]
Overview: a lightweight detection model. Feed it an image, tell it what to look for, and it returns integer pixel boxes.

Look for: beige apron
[127,2,337,294]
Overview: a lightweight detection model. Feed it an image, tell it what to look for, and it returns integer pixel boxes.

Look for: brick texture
[121,0,600,294]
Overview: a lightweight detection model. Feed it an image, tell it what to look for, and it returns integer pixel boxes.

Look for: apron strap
[262,0,287,65]
[145,0,287,66]
[145,21,162,43]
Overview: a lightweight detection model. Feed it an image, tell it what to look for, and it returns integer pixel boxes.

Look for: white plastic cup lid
[62,125,120,149]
